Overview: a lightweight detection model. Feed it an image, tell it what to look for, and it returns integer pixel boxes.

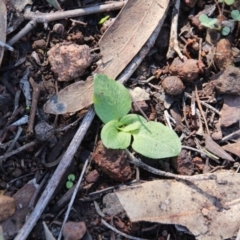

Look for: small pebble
[62,221,86,240]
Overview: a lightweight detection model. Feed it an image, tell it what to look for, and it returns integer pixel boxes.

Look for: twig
[7,20,37,46]
[8,2,126,46]
[125,149,215,181]
[6,127,23,152]
[184,92,221,115]
[101,219,148,240]
[220,129,240,143]
[57,158,89,240]
[195,85,210,135]
[166,0,184,59]
[27,78,43,135]
[24,2,126,23]
[0,40,14,51]
[0,140,38,161]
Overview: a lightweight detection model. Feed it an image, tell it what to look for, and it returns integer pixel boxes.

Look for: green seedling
[218,0,234,5]
[221,26,231,35]
[66,174,75,189]
[231,10,240,21]
[93,74,181,159]
[99,15,110,24]
[199,14,219,29]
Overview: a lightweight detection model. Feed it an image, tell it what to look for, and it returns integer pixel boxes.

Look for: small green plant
[98,15,110,24]
[218,0,234,5]
[221,26,231,35]
[231,10,240,21]
[66,174,75,189]
[199,14,219,29]
[93,74,181,159]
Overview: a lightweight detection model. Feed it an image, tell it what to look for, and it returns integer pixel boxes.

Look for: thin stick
[184,92,221,115]
[23,2,126,23]
[125,150,215,181]
[195,85,210,135]
[8,2,125,46]
[101,219,148,240]
[57,159,89,240]
[0,140,38,161]
[166,0,184,59]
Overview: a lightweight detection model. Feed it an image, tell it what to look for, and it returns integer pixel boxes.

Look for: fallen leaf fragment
[222,142,240,158]
[220,95,240,127]
[96,0,170,79]
[43,78,93,114]
[107,171,240,240]
[0,195,15,222]
[204,134,234,161]
[1,180,37,239]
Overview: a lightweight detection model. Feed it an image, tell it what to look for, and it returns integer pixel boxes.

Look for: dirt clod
[162,76,185,96]
[32,39,46,50]
[47,42,92,81]
[85,170,100,183]
[169,57,200,82]
[92,141,132,182]
[35,121,53,141]
[214,39,233,70]
[62,221,86,240]
[171,150,194,175]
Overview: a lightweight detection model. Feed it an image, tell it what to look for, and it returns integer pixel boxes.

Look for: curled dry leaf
[43,78,93,114]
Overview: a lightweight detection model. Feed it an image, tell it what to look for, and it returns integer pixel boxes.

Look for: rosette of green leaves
[93,74,181,159]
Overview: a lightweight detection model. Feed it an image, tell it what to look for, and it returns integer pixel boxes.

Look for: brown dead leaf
[110,171,240,240]
[43,78,93,114]
[0,0,7,67]
[96,0,170,79]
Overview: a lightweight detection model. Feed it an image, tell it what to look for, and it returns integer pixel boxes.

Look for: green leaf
[231,10,240,21]
[224,0,234,5]
[119,114,147,132]
[94,74,132,123]
[120,121,143,132]
[120,114,147,125]
[221,26,231,36]
[101,120,131,149]
[131,121,181,159]
[199,14,210,24]
[99,15,110,24]
[66,181,73,189]
[199,14,218,29]
[68,174,75,181]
